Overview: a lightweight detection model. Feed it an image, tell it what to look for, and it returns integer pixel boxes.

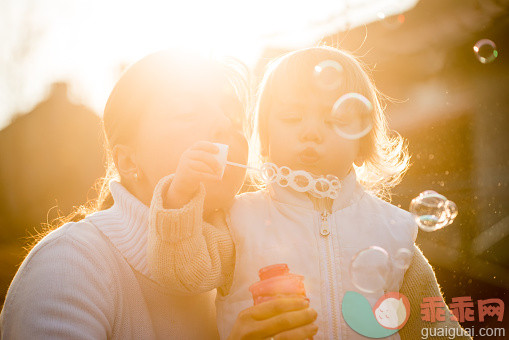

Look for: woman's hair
[25,50,250,253]
[249,46,410,199]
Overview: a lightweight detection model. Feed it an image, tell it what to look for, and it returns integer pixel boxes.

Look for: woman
[0,50,317,339]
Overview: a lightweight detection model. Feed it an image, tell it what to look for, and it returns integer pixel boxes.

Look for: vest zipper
[319,209,340,339]
[320,211,330,236]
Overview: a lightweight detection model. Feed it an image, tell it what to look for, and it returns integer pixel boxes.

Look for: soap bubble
[278,177,289,187]
[393,248,413,270]
[277,166,291,187]
[313,60,343,91]
[350,246,391,293]
[261,163,342,199]
[377,8,405,29]
[473,39,498,64]
[409,190,458,232]
[314,177,330,198]
[289,170,313,192]
[261,163,278,183]
[329,190,339,199]
[326,174,341,191]
[331,93,373,140]
[444,200,458,222]
[278,166,291,177]
[326,175,340,199]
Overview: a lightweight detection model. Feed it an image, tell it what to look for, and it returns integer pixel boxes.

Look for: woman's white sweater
[0,180,219,339]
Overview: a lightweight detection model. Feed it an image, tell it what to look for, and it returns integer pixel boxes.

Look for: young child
[148,46,470,339]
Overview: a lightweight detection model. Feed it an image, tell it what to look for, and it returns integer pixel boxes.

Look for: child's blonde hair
[250,46,410,199]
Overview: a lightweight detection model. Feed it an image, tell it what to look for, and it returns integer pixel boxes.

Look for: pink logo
[373,292,411,330]
[421,296,504,323]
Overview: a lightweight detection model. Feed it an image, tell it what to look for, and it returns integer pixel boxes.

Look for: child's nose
[299,118,323,144]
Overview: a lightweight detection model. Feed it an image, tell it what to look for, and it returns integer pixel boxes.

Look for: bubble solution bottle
[249,264,307,305]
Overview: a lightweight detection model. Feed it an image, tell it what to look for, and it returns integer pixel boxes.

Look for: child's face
[135,86,248,211]
[267,90,360,179]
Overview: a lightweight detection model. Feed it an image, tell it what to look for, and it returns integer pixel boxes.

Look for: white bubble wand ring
[214,143,341,199]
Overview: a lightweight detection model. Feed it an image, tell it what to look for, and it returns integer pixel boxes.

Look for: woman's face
[133,83,248,212]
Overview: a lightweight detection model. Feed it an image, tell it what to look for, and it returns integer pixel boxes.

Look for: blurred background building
[0,82,105,304]
[1,0,508,334]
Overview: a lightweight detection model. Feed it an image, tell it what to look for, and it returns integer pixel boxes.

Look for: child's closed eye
[279,112,303,123]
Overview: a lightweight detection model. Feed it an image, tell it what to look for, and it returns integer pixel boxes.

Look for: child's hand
[228,298,318,339]
[165,141,222,209]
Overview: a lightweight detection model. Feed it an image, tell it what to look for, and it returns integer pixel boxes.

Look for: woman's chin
[203,179,240,212]
[202,161,246,213]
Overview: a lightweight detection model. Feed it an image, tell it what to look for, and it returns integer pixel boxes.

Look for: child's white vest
[216,172,418,339]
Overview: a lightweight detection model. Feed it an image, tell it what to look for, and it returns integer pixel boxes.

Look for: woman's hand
[228,298,318,340]
[165,141,222,209]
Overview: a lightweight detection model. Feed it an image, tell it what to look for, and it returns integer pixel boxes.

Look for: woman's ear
[112,144,139,181]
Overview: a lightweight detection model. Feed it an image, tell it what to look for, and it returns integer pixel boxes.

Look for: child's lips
[298,148,320,164]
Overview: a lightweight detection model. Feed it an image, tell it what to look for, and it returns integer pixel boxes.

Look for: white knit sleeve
[147,174,235,295]
[0,232,115,339]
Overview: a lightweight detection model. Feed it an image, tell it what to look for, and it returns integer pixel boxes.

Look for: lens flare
[350,246,391,293]
[393,248,413,270]
[473,39,498,64]
[331,93,373,140]
[313,60,344,91]
[376,7,405,29]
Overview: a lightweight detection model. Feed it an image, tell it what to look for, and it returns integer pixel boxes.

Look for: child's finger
[272,322,318,340]
[250,298,310,320]
[254,308,317,338]
[186,150,222,175]
[190,141,219,154]
[187,159,219,177]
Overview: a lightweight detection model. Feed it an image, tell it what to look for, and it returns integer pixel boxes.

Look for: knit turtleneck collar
[267,170,365,212]
[84,179,151,278]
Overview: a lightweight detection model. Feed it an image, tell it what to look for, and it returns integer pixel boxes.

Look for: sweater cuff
[149,174,206,243]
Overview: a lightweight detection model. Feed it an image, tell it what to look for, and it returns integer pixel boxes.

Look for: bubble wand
[213,143,341,199]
